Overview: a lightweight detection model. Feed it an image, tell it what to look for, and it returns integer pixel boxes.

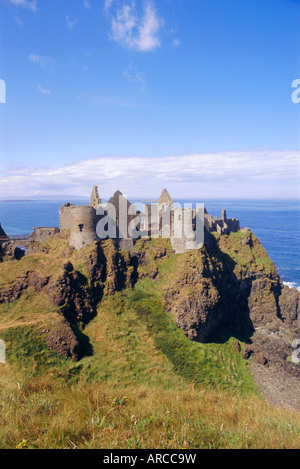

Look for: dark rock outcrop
[162,231,299,364]
[0,271,49,304]
[47,264,95,324]
[45,318,83,361]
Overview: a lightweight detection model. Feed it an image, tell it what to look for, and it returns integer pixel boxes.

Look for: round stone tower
[69,205,98,250]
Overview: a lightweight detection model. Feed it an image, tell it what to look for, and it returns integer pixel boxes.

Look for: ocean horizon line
[0,197,300,203]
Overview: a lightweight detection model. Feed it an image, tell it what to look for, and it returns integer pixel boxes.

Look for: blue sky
[0,0,299,200]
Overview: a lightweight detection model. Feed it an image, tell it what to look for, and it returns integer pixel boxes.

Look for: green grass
[0,294,299,449]
[0,326,70,379]
[71,293,186,389]
[0,235,299,448]
[126,281,256,393]
[0,369,299,449]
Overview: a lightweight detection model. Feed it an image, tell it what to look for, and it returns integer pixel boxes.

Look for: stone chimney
[89,186,102,210]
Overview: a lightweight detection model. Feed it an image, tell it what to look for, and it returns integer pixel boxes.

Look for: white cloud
[7,0,37,12]
[66,16,78,31]
[105,1,163,52]
[28,53,55,70]
[37,84,50,95]
[137,2,162,51]
[0,150,299,200]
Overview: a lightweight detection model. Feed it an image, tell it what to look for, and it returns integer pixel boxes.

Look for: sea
[0,198,299,291]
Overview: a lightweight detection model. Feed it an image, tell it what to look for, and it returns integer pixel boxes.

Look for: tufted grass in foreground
[0,374,299,449]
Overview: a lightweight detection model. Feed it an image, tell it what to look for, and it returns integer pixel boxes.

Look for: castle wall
[0,227,60,258]
[139,203,160,238]
[69,205,98,250]
[170,207,204,254]
[29,227,60,244]
[225,218,240,233]
[204,209,240,235]
[59,203,75,230]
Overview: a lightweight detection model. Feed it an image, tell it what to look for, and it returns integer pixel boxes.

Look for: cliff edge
[0,228,299,409]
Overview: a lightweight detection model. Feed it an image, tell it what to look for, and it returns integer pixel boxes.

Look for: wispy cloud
[37,84,50,95]
[83,0,91,8]
[105,1,163,52]
[104,0,115,15]
[123,62,146,88]
[7,0,37,12]
[14,15,23,26]
[28,53,55,71]
[0,150,299,199]
[66,16,78,31]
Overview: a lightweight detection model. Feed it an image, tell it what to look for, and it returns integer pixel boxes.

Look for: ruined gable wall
[225,218,240,233]
[30,227,60,243]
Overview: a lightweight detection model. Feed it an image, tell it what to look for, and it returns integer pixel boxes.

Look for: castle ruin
[0,186,240,259]
[59,186,240,253]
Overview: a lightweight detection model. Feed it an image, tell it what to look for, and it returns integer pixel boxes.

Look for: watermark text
[95,199,204,249]
[291,79,300,103]
[291,339,300,364]
[0,79,6,104]
[0,340,6,364]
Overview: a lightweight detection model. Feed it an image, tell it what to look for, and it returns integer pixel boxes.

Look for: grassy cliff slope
[0,230,299,449]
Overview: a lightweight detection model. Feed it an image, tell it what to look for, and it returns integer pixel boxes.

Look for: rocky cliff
[0,228,299,405]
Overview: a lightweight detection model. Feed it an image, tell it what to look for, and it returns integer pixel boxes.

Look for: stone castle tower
[69,205,98,250]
